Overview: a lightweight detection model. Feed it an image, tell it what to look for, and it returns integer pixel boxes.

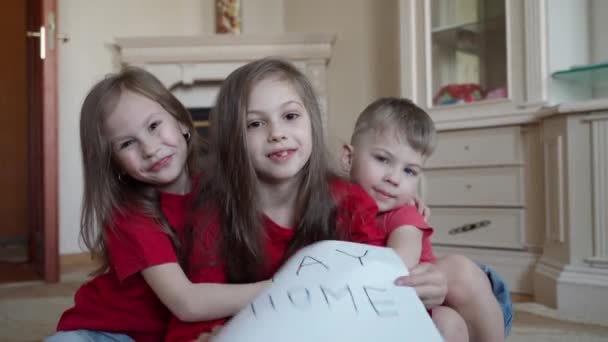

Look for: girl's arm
[142,263,269,322]
[386,225,423,270]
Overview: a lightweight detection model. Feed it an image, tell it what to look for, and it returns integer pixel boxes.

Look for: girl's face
[245,77,313,186]
[103,90,191,194]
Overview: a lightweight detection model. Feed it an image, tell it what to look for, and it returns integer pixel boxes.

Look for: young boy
[342,97,510,342]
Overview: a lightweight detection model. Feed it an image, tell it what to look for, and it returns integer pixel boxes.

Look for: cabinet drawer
[429,208,525,249]
[427,126,522,168]
[424,167,524,206]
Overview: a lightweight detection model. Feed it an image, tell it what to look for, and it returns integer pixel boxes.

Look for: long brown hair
[80,66,204,274]
[196,58,339,283]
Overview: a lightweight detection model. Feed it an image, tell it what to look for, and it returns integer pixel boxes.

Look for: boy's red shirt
[376,205,436,264]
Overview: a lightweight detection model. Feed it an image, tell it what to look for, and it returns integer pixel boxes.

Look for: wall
[284,0,400,156]
[57,0,283,254]
[590,0,608,97]
[590,0,608,63]
[546,0,590,103]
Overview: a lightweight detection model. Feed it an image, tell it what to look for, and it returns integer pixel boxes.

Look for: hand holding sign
[213,240,443,342]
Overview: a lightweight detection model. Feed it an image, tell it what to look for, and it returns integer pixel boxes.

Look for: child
[342,97,510,342]
[166,58,459,342]
[46,67,270,342]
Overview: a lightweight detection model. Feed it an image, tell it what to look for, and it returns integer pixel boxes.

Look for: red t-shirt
[165,179,384,342]
[56,191,192,342]
[376,205,436,264]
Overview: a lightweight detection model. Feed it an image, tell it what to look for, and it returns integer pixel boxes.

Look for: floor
[0,240,38,283]
[1,263,608,342]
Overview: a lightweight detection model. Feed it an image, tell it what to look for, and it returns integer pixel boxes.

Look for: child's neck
[256,179,300,228]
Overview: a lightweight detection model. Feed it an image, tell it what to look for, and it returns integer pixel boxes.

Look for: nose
[141,136,160,158]
[384,167,400,187]
[267,122,287,143]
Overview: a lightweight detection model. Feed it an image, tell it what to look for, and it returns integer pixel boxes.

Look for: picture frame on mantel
[216,0,241,34]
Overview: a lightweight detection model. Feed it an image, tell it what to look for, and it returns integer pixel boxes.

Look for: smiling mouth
[372,187,396,199]
[149,155,172,172]
[267,149,296,161]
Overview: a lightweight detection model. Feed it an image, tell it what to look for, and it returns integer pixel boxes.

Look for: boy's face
[343,130,424,213]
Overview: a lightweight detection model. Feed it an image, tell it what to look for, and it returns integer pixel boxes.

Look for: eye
[404,167,419,176]
[247,120,264,129]
[149,120,161,131]
[373,154,389,164]
[284,112,300,120]
[118,140,134,150]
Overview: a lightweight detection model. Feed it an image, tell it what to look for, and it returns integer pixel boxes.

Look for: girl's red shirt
[56,191,192,342]
[166,178,385,342]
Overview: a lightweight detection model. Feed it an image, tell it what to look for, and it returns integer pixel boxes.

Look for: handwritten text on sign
[214,240,443,342]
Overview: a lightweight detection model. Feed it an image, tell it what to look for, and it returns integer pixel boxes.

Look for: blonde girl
[47,67,267,342]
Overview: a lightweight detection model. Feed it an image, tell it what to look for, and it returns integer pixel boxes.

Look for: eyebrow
[107,112,161,141]
[247,100,304,115]
[370,147,422,169]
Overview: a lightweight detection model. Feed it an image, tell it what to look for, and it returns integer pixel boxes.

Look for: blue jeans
[44,330,135,342]
[478,263,513,336]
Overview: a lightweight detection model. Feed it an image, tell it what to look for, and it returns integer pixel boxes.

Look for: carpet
[2,293,608,342]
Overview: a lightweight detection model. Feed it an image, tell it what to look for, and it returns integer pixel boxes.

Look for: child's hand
[410,196,431,220]
[394,263,447,309]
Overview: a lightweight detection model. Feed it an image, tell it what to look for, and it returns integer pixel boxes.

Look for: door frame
[27,0,59,282]
[42,0,59,283]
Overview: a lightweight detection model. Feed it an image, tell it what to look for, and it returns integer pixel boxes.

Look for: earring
[183,131,191,142]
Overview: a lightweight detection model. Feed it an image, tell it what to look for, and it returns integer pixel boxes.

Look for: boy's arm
[142,263,269,322]
[387,225,424,269]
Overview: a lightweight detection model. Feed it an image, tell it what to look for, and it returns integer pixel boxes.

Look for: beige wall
[284,0,400,156]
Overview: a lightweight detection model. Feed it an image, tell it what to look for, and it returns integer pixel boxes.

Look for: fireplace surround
[113,33,335,133]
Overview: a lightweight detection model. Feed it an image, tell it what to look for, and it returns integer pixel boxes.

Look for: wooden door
[0,0,60,283]
[1,3,29,247]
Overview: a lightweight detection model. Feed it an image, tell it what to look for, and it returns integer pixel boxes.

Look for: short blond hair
[351,97,436,157]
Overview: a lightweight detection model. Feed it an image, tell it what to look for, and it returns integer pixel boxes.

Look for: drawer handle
[448,220,491,235]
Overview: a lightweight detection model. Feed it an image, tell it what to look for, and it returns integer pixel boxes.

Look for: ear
[178,122,189,136]
[341,143,355,174]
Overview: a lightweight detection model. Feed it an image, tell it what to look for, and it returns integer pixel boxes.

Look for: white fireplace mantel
[113,33,335,127]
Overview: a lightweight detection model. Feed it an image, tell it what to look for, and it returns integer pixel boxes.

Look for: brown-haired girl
[167,58,449,341]
[47,67,269,342]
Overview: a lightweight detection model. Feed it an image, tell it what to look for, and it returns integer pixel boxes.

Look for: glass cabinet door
[430,0,507,107]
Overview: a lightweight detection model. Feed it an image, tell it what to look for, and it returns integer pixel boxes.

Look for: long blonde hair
[79,66,204,273]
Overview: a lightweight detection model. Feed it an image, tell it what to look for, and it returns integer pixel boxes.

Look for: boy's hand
[410,196,431,220]
[394,263,447,309]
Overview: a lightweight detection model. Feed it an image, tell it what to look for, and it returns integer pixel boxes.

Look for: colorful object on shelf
[485,86,508,100]
[433,83,484,105]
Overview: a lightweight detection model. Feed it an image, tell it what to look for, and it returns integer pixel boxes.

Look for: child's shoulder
[328,176,370,200]
[380,205,430,230]
[107,204,155,232]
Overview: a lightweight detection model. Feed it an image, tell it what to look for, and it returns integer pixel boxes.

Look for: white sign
[214,240,443,342]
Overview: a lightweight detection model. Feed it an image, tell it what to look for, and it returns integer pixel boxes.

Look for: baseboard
[534,258,608,325]
[59,252,99,274]
[433,246,540,294]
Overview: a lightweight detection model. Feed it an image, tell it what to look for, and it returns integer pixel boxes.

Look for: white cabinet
[399,0,547,128]
[422,125,544,293]
[398,0,608,319]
